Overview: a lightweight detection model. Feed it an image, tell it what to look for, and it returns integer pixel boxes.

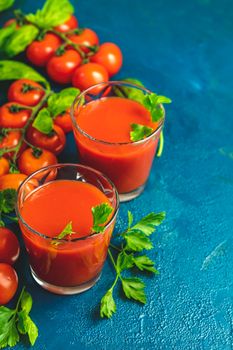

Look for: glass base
[119,184,145,202]
[30,267,101,295]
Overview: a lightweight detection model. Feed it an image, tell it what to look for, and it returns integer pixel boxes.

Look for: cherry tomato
[0,158,10,176]
[46,50,82,84]
[0,102,31,128]
[26,125,66,155]
[0,173,27,191]
[26,33,62,67]
[0,228,20,266]
[8,79,45,107]
[0,130,22,158]
[0,263,18,305]
[18,148,58,175]
[72,63,109,92]
[54,109,72,133]
[90,42,123,77]
[54,15,78,32]
[68,28,99,53]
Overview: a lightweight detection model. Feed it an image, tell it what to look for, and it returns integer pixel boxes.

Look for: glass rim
[16,163,119,243]
[70,80,165,146]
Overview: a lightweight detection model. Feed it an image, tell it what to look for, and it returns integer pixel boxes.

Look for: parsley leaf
[0,287,38,348]
[131,212,166,236]
[143,93,171,122]
[130,123,153,142]
[52,221,75,245]
[0,189,17,214]
[122,278,146,304]
[116,251,134,272]
[124,230,153,251]
[100,289,116,318]
[133,255,158,273]
[92,203,113,233]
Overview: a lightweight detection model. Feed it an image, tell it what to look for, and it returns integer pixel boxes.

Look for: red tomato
[0,130,22,158]
[54,109,72,133]
[0,158,10,176]
[72,63,109,92]
[90,42,123,77]
[46,50,82,84]
[0,102,31,128]
[0,263,18,305]
[18,148,58,175]
[26,33,62,67]
[68,28,99,53]
[54,15,78,32]
[8,79,45,107]
[0,228,20,266]
[26,125,66,155]
[0,173,27,191]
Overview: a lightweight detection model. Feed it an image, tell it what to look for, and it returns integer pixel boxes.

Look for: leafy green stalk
[100,211,165,318]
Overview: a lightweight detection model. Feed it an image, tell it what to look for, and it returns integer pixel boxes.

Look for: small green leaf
[26,0,74,29]
[0,22,16,48]
[0,61,49,87]
[0,0,14,12]
[130,123,153,142]
[47,87,80,118]
[4,25,39,57]
[133,255,158,273]
[100,289,116,318]
[116,251,134,272]
[33,108,53,134]
[0,307,14,326]
[125,230,153,252]
[132,212,166,236]
[127,211,133,228]
[121,277,146,304]
[17,310,28,335]
[92,203,113,233]
[52,221,75,244]
[0,189,17,214]
[26,316,38,346]
[20,290,32,314]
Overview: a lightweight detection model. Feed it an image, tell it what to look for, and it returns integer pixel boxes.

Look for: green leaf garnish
[100,289,116,318]
[130,123,153,142]
[0,287,38,348]
[25,0,74,29]
[99,210,165,318]
[52,221,75,245]
[121,277,146,304]
[143,93,171,122]
[47,87,80,118]
[32,108,53,134]
[91,203,113,233]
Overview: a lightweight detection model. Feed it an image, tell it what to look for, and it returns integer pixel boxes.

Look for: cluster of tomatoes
[0,227,20,305]
[5,15,123,89]
[0,79,71,191]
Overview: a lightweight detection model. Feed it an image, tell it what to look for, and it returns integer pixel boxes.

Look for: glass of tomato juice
[16,164,119,295]
[71,81,165,202]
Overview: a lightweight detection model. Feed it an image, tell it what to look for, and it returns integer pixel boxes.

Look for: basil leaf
[113,78,145,102]
[33,108,53,134]
[47,88,80,117]
[26,0,74,29]
[0,61,49,88]
[4,25,39,57]
[0,0,14,12]
[0,22,16,48]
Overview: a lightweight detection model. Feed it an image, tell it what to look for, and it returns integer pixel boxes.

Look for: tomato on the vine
[90,42,123,77]
[0,228,20,266]
[0,263,18,305]
[46,49,82,84]
[0,157,10,176]
[18,148,58,175]
[54,109,72,133]
[54,15,78,32]
[72,63,109,92]
[0,102,31,128]
[26,33,62,67]
[8,79,45,107]
[26,125,66,155]
[0,173,27,190]
[0,130,22,158]
[68,28,99,53]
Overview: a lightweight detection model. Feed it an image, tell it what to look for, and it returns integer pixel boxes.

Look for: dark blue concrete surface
[1,0,233,349]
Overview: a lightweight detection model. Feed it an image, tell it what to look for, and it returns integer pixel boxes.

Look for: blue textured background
[1,0,233,349]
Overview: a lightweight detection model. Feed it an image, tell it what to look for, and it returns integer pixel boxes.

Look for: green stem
[157,131,164,157]
[51,29,86,58]
[2,213,18,223]
[108,248,123,282]
[15,286,25,312]
[109,243,121,252]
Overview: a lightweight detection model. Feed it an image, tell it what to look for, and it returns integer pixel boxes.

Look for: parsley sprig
[0,287,38,348]
[0,189,18,227]
[100,211,165,318]
[51,221,75,245]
